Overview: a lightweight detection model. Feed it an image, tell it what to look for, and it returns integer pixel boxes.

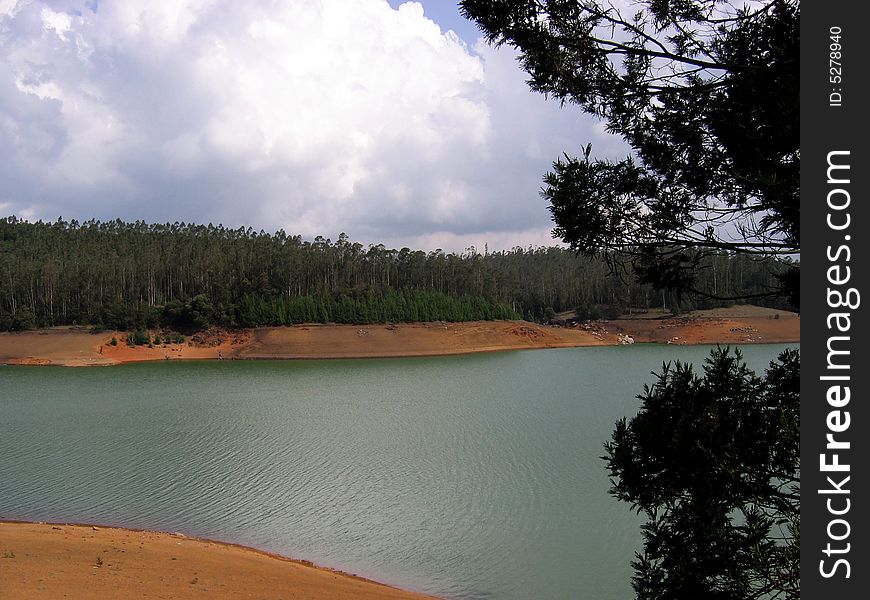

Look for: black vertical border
[801,1,868,597]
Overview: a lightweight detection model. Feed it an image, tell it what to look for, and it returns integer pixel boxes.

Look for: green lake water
[0,344,795,599]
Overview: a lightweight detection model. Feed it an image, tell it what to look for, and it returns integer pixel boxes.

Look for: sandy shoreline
[0,309,799,367]
[0,521,437,600]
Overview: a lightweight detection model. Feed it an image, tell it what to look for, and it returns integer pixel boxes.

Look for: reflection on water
[0,344,794,600]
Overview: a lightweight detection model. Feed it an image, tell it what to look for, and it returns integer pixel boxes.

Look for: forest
[0,216,796,332]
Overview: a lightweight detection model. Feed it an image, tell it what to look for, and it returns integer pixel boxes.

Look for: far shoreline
[0,306,799,368]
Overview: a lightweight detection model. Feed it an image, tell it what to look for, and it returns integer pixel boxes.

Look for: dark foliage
[460,0,800,305]
[0,216,792,331]
[604,348,799,599]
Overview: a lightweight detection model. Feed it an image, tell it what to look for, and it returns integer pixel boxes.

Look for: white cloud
[0,0,625,250]
[0,0,23,19]
[40,6,71,39]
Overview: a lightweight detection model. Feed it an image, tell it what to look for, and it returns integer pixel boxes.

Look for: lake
[0,343,795,599]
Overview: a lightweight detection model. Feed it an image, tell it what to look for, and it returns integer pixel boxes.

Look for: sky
[0,0,626,252]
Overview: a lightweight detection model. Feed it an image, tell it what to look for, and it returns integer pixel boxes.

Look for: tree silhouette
[604,347,799,599]
[460,0,799,305]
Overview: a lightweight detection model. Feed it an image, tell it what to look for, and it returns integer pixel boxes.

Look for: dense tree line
[0,216,794,331]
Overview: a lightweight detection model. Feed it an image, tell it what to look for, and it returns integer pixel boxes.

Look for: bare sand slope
[0,522,436,600]
[0,311,799,367]
[239,321,608,360]
[0,329,116,367]
[0,329,249,367]
[0,321,608,366]
[607,314,799,345]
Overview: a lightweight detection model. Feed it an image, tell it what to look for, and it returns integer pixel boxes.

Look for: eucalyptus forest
[0,216,794,332]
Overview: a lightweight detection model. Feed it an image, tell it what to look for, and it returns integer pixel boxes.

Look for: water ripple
[0,345,794,600]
